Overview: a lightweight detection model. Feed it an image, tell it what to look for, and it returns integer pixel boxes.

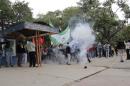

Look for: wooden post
[35,31,38,66]
[38,31,42,66]
[35,31,42,67]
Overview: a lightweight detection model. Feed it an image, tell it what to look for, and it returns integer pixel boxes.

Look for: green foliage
[117,0,130,18]
[12,1,33,22]
[77,0,100,19]
[37,10,62,28]
[0,0,12,30]
[36,7,80,31]
[62,7,81,29]
[93,7,120,43]
[0,0,11,11]
[77,0,129,44]
[115,26,130,41]
[0,0,33,31]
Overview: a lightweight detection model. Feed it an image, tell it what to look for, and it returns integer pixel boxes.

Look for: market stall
[0,22,58,67]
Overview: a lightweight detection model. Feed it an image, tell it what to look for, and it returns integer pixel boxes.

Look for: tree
[36,7,80,31]
[37,10,62,28]
[0,0,12,30]
[0,0,33,31]
[62,7,81,28]
[114,25,130,42]
[77,0,100,20]
[93,7,123,43]
[12,1,33,22]
[78,0,129,44]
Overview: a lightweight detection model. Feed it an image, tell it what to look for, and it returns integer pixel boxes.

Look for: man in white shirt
[97,42,103,57]
[104,43,110,58]
[124,40,130,60]
[26,40,36,67]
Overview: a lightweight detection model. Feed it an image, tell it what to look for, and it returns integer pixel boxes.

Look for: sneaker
[120,60,124,62]
[84,66,87,69]
[66,63,71,65]
[11,65,14,67]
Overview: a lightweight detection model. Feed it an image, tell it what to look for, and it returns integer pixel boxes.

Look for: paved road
[0,64,105,86]
[68,68,130,86]
[0,56,130,86]
[67,56,130,86]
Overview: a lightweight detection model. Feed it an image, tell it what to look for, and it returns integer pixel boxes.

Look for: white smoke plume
[70,22,95,64]
[43,17,95,65]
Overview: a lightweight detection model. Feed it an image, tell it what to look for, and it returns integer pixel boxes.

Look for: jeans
[5,52,13,66]
[97,48,102,57]
[22,53,27,64]
[106,49,110,57]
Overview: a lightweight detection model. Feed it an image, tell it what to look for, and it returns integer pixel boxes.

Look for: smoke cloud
[70,22,95,64]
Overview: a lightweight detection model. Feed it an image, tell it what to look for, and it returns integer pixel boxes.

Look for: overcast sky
[10,0,80,18]
[10,0,130,21]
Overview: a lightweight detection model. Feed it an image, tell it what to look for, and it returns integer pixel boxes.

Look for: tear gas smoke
[70,22,95,64]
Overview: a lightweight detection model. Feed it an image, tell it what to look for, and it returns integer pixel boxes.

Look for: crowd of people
[0,40,130,68]
[42,43,73,65]
[41,42,114,64]
[0,40,36,68]
[96,41,130,62]
[42,41,130,64]
[96,42,114,58]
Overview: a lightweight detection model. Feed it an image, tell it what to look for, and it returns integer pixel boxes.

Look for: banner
[50,26,70,45]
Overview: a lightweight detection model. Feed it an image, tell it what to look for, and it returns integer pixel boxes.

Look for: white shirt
[26,41,35,52]
[125,42,130,49]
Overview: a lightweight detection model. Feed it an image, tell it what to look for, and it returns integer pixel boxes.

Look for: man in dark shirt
[16,44,24,67]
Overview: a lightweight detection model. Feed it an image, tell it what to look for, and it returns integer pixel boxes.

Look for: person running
[65,42,71,65]
[86,48,91,63]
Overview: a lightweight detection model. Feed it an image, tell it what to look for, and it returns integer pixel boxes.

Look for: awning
[0,22,59,40]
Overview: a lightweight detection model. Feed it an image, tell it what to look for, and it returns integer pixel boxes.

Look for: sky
[10,0,80,18]
[10,0,129,22]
